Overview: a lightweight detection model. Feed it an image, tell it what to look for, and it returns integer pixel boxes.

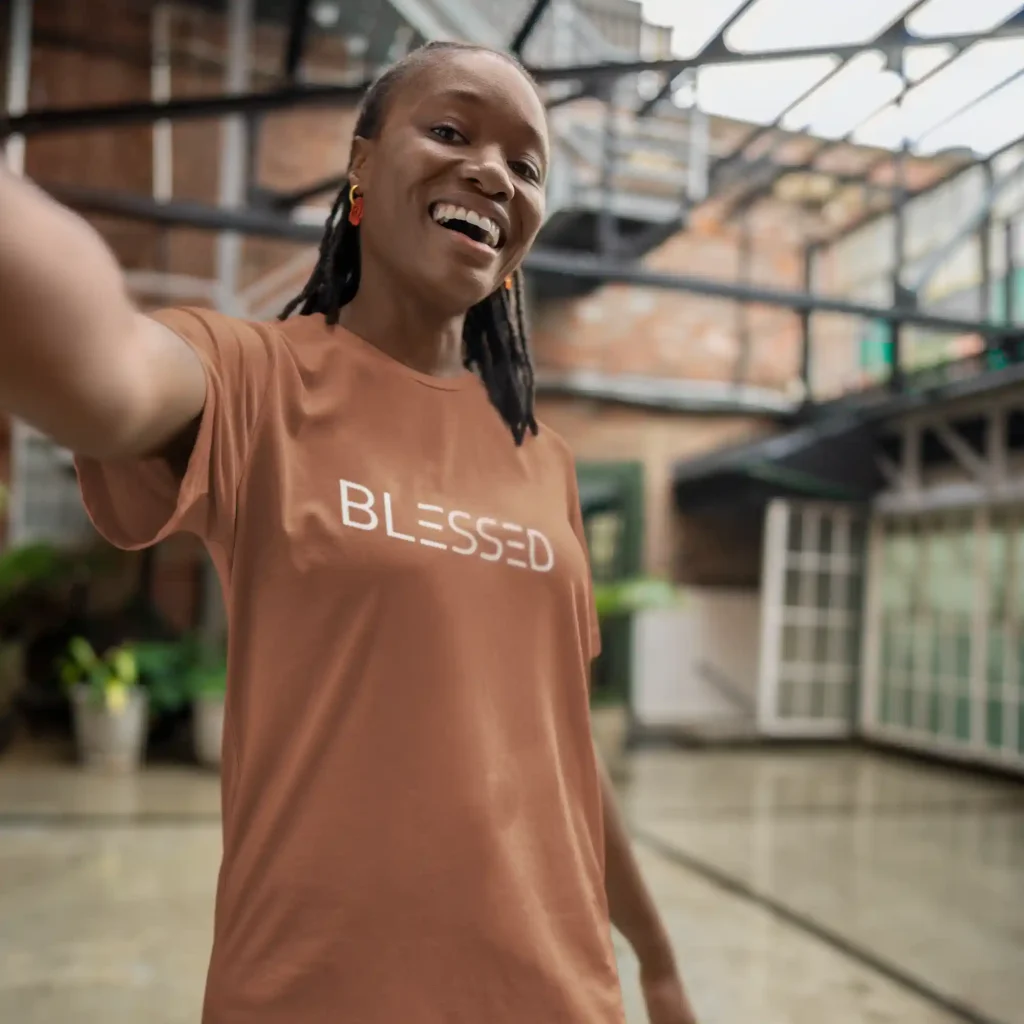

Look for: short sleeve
[74,306,275,558]
[565,458,603,663]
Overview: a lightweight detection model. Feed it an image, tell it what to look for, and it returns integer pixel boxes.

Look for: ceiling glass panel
[639,0,1024,169]
[695,57,839,125]
[901,39,1024,141]
[781,53,903,138]
[852,105,909,150]
[907,0,1024,36]
[641,0,752,58]
[903,44,956,81]
[916,73,1024,154]
[853,39,1024,148]
[725,0,912,51]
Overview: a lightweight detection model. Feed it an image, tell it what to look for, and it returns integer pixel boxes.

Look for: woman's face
[350,50,549,314]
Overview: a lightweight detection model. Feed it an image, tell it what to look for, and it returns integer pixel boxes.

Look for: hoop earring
[348,183,364,227]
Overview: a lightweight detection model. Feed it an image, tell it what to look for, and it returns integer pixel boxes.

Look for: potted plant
[133,636,225,767]
[60,637,148,772]
[0,539,72,755]
[186,654,227,769]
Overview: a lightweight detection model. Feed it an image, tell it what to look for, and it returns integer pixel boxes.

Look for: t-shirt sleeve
[74,306,275,558]
[565,458,603,663]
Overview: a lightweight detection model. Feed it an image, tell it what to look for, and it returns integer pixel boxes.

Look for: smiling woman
[283,41,548,444]
[0,37,695,1024]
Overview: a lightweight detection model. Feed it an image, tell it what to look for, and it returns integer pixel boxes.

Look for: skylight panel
[906,0,1024,36]
[916,73,1024,154]
[781,52,903,138]
[693,57,839,125]
[903,44,956,81]
[641,0,752,58]
[725,0,914,51]
[853,38,1024,148]
[852,106,909,150]
[900,39,1024,138]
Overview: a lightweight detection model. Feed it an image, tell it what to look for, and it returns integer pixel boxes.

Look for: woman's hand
[641,961,699,1024]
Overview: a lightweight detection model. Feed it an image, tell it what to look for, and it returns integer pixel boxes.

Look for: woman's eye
[431,125,465,143]
[512,161,541,183]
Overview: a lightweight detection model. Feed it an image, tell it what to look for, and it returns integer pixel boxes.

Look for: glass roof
[641,0,1024,158]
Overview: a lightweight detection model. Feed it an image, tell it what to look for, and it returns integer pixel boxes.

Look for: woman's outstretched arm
[0,164,206,459]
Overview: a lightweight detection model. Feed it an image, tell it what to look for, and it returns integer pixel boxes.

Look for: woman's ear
[348,136,373,194]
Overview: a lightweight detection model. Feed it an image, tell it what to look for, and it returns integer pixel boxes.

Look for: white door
[757,499,867,737]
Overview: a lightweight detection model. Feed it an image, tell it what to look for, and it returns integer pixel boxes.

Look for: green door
[576,461,645,709]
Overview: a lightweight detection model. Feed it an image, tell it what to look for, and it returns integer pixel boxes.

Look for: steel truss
[877,391,1024,515]
[41,180,1022,342]
[5,14,1024,138]
[8,0,1024,401]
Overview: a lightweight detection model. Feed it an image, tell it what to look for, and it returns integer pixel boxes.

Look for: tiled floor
[0,741,1021,1024]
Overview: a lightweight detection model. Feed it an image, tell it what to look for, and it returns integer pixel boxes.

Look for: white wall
[633,587,761,727]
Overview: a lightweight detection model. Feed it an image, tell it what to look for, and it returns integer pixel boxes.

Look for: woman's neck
[337,273,467,379]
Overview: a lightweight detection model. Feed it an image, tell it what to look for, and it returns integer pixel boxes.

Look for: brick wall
[535,398,771,576]
[531,196,822,575]
[533,200,815,390]
[25,0,160,270]
[19,0,356,288]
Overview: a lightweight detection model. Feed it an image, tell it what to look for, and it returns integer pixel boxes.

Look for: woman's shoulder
[531,417,574,460]
[524,417,581,485]
[150,306,332,353]
[149,305,285,361]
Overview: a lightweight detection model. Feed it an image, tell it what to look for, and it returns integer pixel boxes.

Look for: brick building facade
[3,0,906,601]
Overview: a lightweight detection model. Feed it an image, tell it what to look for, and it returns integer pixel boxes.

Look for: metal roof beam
[267,172,347,209]
[637,0,759,118]
[510,0,552,59]
[532,20,1024,85]
[3,80,367,135]
[8,19,1024,137]
[283,0,313,81]
[712,23,999,221]
[42,182,1021,338]
[709,0,933,192]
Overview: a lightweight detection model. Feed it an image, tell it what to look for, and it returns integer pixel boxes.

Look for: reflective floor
[0,742,1021,1024]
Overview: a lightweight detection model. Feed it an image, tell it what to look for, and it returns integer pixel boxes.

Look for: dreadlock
[281,41,539,446]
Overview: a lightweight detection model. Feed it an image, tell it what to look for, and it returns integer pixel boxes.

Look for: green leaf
[68,637,99,672]
[109,647,138,687]
[593,578,680,618]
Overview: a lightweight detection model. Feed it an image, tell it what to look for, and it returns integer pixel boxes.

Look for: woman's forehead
[391,51,549,149]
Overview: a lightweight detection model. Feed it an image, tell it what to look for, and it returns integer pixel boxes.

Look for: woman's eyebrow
[432,86,548,156]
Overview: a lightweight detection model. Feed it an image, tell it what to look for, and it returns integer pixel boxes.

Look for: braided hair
[281,42,539,446]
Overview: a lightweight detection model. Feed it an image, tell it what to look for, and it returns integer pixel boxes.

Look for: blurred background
[1,1,1023,1022]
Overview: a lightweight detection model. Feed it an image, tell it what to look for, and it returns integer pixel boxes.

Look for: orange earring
[504,276,514,291]
[348,183,364,226]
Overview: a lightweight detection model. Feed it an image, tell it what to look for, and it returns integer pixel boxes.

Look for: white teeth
[431,203,501,248]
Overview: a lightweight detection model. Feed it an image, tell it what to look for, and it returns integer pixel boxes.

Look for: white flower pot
[193,694,225,768]
[70,684,148,773]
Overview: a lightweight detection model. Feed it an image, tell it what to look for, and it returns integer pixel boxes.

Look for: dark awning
[672,414,884,512]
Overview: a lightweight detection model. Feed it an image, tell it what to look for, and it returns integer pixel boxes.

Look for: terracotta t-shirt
[75,308,625,1024]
